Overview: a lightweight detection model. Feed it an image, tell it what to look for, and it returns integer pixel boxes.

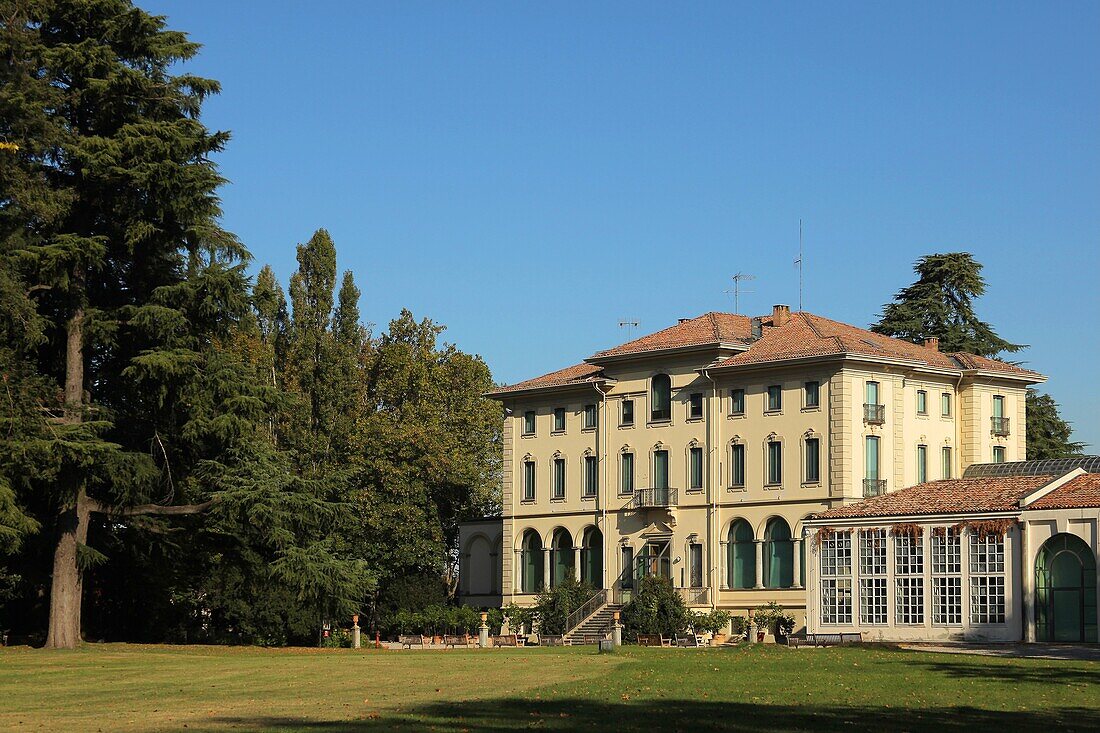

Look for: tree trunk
[44,491,92,649]
[45,305,86,650]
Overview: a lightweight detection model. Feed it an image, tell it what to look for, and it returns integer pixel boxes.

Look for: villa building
[458,305,1044,632]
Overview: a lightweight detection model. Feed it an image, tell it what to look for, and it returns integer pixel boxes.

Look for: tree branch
[116,499,217,517]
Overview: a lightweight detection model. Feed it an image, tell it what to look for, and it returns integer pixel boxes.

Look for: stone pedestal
[478,612,489,648]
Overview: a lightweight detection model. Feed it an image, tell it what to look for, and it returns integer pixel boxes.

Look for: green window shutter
[654,450,669,489]
[690,447,703,489]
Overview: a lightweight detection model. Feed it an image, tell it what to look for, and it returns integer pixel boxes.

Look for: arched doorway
[580,527,603,588]
[727,519,755,589]
[1035,533,1098,643]
[550,528,575,588]
[520,530,543,593]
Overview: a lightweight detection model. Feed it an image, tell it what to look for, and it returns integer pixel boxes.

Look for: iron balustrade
[863,403,886,424]
[632,487,678,508]
[863,479,887,497]
[677,587,710,606]
[991,416,1011,437]
[565,588,608,633]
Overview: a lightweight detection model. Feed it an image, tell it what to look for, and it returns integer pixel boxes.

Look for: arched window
[580,527,603,588]
[651,374,671,422]
[520,530,543,593]
[727,519,755,589]
[551,528,574,588]
[763,517,794,588]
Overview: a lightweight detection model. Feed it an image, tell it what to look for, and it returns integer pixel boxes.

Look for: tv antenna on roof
[794,219,804,311]
[618,318,639,341]
[725,272,756,314]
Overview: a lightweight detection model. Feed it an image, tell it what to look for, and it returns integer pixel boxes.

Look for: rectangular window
[767,440,782,485]
[865,381,879,405]
[820,531,852,624]
[689,446,704,490]
[804,381,820,408]
[917,445,928,484]
[621,546,635,589]
[653,450,669,490]
[993,446,1006,463]
[931,528,962,625]
[688,392,703,420]
[553,407,566,432]
[583,403,597,430]
[767,385,782,412]
[859,529,888,624]
[970,533,1007,624]
[895,534,925,624]
[916,389,928,415]
[621,399,634,426]
[941,392,952,417]
[804,438,820,483]
[583,456,598,497]
[689,543,703,588]
[942,447,953,479]
[620,453,634,495]
[865,436,879,480]
[993,395,1004,419]
[730,388,745,416]
[523,460,536,501]
[729,444,745,487]
[523,410,536,435]
[552,458,566,499]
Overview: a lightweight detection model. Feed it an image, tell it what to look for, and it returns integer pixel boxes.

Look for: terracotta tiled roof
[1027,473,1100,510]
[811,475,1057,520]
[712,312,1040,379]
[590,312,757,359]
[486,362,605,397]
[949,352,1043,377]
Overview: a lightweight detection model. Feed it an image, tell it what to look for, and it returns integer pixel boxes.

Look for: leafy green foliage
[752,601,795,637]
[620,576,689,638]
[531,578,595,634]
[872,253,1022,357]
[689,608,732,635]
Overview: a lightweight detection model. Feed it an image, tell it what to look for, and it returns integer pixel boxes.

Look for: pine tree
[872,253,1023,357]
[1026,390,1085,459]
[0,0,248,648]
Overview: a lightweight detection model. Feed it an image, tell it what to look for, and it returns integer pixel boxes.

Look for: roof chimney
[678,318,690,324]
[923,336,940,351]
[772,304,791,327]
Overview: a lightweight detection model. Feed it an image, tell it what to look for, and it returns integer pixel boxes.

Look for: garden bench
[675,635,704,648]
[443,635,473,648]
[635,634,663,647]
[540,635,564,647]
[805,632,863,647]
[398,634,428,649]
[491,634,519,647]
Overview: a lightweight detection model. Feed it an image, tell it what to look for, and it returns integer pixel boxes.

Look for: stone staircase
[563,603,622,645]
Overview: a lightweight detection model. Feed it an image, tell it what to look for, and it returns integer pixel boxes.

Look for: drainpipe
[592,381,609,593]
[702,368,720,610]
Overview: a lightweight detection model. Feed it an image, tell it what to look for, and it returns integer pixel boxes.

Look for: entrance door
[637,540,671,581]
[1035,533,1098,643]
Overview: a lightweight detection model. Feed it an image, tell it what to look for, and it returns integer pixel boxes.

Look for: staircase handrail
[565,588,608,633]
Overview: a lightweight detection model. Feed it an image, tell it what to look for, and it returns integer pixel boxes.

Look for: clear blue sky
[145,1,1099,450]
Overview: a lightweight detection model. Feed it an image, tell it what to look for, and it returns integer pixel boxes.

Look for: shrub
[752,601,795,637]
[690,609,732,635]
[620,576,689,639]
[730,615,749,640]
[452,605,480,635]
[533,578,595,635]
[499,603,530,633]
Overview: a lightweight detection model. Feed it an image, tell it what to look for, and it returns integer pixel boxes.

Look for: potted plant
[775,612,796,644]
[753,601,792,644]
[690,609,732,646]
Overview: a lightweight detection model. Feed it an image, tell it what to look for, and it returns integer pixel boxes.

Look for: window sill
[581,427,597,433]
[550,497,566,504]
[618,423,635,430]
[581,494,597,501]
[727,413,746,420]
[763,484,782,490]
[801,406,821,413]
[520,433,536,439]
[647,419,672,428]
[520,499,536,505]
[686,488,704,494]
[764,410,783,416]
[727,486,747,493]
[802,481,822,488]
[550,430,565,436]
[686,416,704,423]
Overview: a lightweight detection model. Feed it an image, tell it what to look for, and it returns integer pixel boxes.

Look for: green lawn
[1,643,1097,732]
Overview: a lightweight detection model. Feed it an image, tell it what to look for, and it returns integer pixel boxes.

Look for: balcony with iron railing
[632,487,678,509]
[991,416,1010,437]
[863,479,887,497]
[863,403,885,424]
